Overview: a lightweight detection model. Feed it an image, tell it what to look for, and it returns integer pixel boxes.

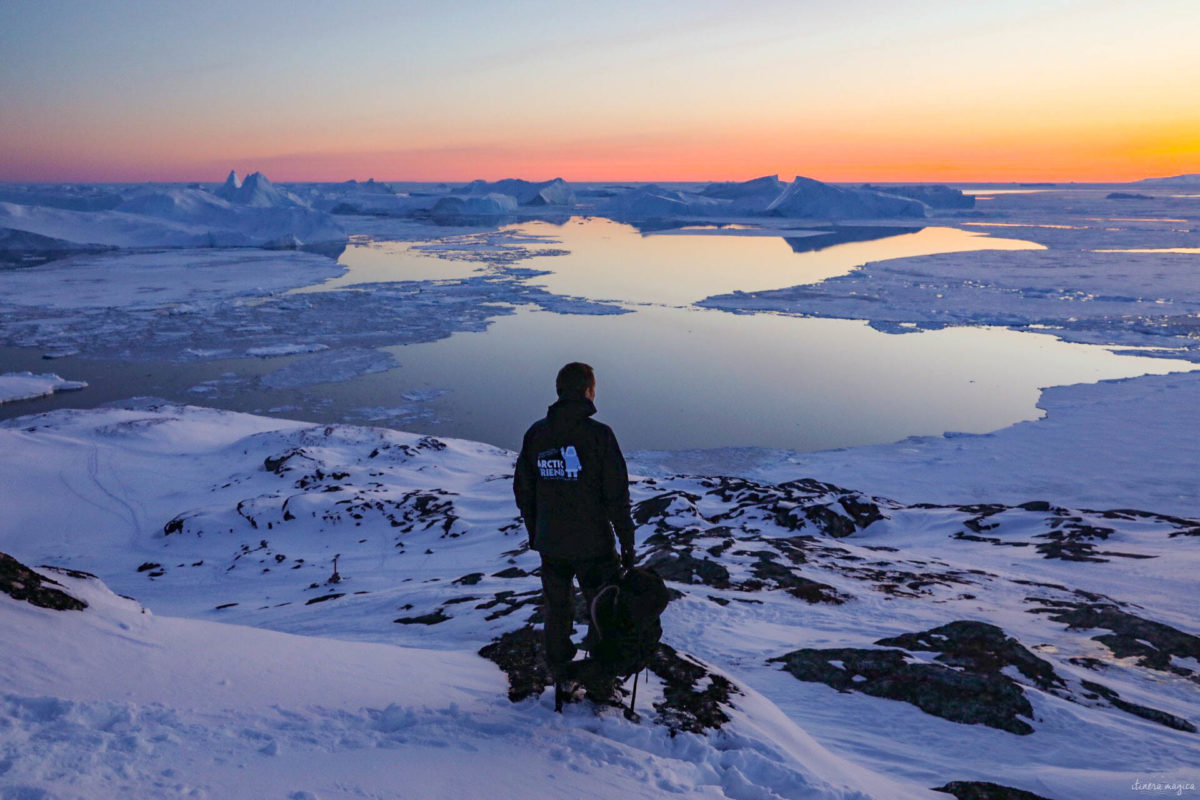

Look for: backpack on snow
[583,565,671,719]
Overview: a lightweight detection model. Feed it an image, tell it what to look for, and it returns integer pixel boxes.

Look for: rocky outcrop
[478,626,738,734]
[933,781,1054,800]
[0,552,87,611]
[772,618,1196,735]
[769,643,1038,734]
[1029,598,1200,681]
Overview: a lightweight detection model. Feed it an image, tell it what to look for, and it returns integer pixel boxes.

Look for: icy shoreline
[633,370,1200,519]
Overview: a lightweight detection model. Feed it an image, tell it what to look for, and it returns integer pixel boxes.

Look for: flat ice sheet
[0,371,86,403]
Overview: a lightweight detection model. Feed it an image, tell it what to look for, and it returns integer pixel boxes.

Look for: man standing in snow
[513,362,637,694]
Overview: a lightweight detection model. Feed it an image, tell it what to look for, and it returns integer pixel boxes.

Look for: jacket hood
[547,396,597,430]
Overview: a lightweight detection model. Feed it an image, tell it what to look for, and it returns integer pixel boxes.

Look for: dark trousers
[540,552,620,679]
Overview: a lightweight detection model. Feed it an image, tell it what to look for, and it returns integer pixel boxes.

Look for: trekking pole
[624,670,641,721]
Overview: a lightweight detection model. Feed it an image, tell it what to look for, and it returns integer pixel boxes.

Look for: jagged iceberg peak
[213,171,306,209]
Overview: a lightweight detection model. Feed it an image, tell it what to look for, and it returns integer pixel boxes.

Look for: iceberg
[699,175,786,212]
[455,177,575,207]
[1134,173,1200,186]
[600,185,719,220]
[213,170,305,208]
[860,184,974,209]
[430,192,519,223]
[766,177,928,219]
[0,173,347,255]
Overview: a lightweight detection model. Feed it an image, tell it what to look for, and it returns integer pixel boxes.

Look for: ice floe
[699,248,1200,361]
[0,371,87,404]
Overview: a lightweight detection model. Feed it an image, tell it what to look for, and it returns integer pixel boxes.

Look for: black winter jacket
[513,397,635,561]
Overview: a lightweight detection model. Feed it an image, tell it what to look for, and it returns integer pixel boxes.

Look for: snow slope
[3,563,919,800]
[2,402,1197,799]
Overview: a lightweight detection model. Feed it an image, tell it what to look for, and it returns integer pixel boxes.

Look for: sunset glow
[2,0,1197,183]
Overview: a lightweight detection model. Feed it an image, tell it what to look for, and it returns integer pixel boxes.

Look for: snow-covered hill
[2,402,1196,799]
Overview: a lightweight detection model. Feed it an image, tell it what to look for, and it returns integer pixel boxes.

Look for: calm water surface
[3,218,1194,452]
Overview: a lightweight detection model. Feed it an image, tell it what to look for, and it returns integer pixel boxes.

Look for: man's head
[556,362,595,401]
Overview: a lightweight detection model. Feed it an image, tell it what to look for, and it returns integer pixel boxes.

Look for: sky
[1,0,1197,183]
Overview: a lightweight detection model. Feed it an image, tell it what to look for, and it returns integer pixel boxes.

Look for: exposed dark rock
[478,625,553,702]
[876,621,1063,691]
[264,448,308,475]
[0,553,87,611]
[748,555,849,604]
[454,572,484,586]
[474,589,541,621]
[769,646,1036,734]
[933,780,1054,800]
[649,643,738,735]
[492,566,529,579]
[633,490,701,527]
[38,565,97,581]
[952,504,1162,561]
[694,476,888,538]
[1096,508,1200,537]
[1079,680,1195,733]
[643,550,731,587]
[1030,599,1200,679]
[305,592,345,605]
[394,609,450,625]
[480,629,737,735]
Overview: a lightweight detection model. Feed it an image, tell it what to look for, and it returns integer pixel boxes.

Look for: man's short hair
[556,362,595,399]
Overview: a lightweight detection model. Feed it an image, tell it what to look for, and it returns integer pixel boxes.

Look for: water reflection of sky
[513,218,1045,305]
[279,217,1192,451]
[362,307,1193,452]
[312,217,1042,307]
[7,217,1193,453]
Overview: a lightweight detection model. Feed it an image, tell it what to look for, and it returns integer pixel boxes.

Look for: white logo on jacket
[537,446,582,481]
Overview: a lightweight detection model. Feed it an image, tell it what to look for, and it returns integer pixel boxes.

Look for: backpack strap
[589,583,620,639]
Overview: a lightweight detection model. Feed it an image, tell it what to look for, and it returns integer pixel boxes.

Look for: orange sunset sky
[2,0,1197,184]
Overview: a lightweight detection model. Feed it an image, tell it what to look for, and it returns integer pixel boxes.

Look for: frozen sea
[1,209,1195,452]
[3,180,1200,800]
